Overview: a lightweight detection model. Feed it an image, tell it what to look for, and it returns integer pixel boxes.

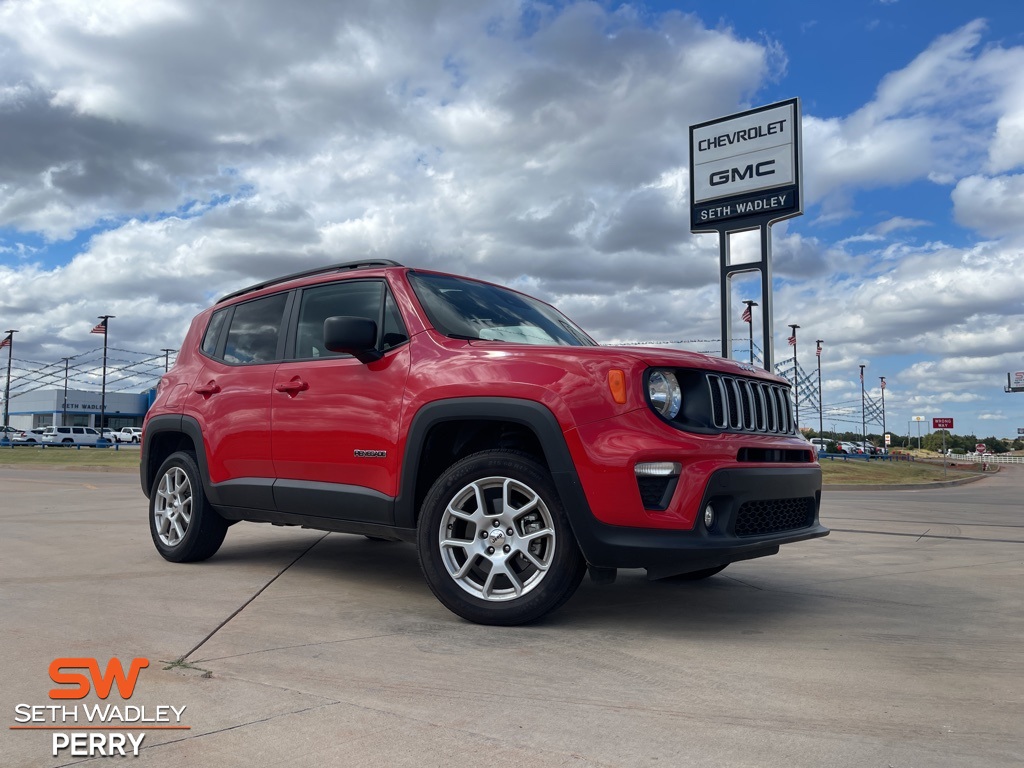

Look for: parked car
[42,426,101,445]
[115,427,143,444]
[809,438,830,453]
[142,259,827,625]
[99,428,118,442]
[0,425,26,441]
[13,427,48,444]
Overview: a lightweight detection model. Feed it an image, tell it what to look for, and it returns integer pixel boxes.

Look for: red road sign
[933,418,954,430]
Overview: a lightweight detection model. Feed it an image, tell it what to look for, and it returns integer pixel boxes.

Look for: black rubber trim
[573,466,828,574]
[141,414,216,503]
[273,479,393,524]
[395,398,589,531]
[210,478,276,511]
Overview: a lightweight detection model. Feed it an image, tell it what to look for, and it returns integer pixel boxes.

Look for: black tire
[62,438,73,444]
[149,451,227,563]
[657,564,728,581]
[417,450,585,626]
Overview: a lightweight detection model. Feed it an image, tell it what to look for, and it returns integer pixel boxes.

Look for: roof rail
[216,260,404,304]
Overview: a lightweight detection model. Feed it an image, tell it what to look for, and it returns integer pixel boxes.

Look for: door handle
[194,381,221,396]
[275,379,309,395]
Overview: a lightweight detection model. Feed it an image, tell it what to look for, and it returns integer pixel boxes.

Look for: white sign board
[690,99,802,229]
[912,415,925,422]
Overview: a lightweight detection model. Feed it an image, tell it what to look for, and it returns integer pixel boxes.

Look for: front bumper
[563,466,827,577]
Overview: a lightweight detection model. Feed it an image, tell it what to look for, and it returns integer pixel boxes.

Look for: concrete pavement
[2,466,1022,767]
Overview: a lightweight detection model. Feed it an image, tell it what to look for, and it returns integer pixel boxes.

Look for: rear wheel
[417,450,585,625]
[149,451,227,562]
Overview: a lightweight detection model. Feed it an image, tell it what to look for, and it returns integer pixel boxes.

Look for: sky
[1,0,1023,440]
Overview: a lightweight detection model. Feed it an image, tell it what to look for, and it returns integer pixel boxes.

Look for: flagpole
[96,316,114,441]
[816,340,824,441]
[2,330,17,437]
[742,300,757,365]
[788,324,800,430]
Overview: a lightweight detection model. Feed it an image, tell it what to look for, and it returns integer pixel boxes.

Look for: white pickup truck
[114,427,143,444]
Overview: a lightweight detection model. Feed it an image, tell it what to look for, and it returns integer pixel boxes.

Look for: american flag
[0,333,10,349]
[91,319,108,335]
[815,343,822,357]
[880,377,886,390]
[741,305,752,323]
[787,335,796,346]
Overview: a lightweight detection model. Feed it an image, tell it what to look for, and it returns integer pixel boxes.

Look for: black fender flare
[141,414,219,503]
[394,397,594,536]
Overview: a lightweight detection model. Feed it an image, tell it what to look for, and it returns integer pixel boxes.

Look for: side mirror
[323,316,382,363]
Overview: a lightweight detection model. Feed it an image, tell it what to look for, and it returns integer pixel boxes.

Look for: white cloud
[951,173,1024,237]
[0,4,1022,436]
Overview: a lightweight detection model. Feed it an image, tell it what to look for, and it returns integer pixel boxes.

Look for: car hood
[596,345,789,384]
[460,338,791,385]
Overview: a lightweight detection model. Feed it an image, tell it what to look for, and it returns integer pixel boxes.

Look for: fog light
[704,504,715,528]
[635,461,681,477]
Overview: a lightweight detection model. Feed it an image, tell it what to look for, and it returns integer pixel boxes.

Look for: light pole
[879,376,887,451]
[2,330,17,434]
[788,324,800,430]
[161,348,175,373]
[741,301,757,365]
[61,357,71,427]
[859,364,866,452]
[816,339,823,439]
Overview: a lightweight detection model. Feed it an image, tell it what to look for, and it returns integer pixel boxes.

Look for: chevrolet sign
[690,99,802,231]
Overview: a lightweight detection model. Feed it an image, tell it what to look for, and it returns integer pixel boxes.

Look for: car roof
[216,260,403,304]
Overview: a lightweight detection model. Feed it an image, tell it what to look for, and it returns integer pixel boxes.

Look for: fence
[948,453,1024,464]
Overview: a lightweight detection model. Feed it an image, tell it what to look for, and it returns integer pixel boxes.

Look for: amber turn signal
[608,369,627,404]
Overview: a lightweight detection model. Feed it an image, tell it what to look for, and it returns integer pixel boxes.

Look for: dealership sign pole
[690,98,803,372]
[933,418,953,477]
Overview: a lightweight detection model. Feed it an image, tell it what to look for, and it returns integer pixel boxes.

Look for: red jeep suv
[142,260,826,624]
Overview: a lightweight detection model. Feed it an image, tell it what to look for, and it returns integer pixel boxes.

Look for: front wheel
[417,450,585,626]
[149,451,227,562]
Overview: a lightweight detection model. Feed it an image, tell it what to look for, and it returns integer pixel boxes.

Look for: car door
[270,278,410,523]
[182,291,290,509]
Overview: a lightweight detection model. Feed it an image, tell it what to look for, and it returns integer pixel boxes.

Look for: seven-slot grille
[707,374,795,434]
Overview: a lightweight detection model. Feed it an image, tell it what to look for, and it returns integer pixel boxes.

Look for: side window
[201,308,229,358]
[294,281,406,359]
[223,293,288,364]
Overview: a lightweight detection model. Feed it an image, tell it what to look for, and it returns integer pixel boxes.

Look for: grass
[0,443,986,486]
[0,444,140,471]
[818,455,984,485]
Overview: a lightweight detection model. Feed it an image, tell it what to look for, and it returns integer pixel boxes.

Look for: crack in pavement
[176,532,330,664]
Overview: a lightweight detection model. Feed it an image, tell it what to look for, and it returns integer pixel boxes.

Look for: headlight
[647,370,682,419]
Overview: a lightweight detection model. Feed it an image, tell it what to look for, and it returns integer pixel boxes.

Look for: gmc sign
[690,99,802,231]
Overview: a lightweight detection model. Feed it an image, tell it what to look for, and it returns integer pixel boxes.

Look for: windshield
[409,272,596,347]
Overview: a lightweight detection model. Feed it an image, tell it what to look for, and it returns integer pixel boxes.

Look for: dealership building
[5,388,153,431]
